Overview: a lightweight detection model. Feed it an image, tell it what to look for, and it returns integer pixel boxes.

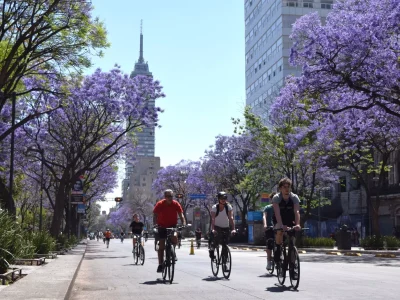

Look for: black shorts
[265,227,274,240]
[157,226,176,240]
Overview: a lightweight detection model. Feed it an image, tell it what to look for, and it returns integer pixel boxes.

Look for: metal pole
[8,92,16,215]
[39,149,44,231]
[318,196,321,237]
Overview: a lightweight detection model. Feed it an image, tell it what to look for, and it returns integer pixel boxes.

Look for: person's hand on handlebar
[293,225,301,231]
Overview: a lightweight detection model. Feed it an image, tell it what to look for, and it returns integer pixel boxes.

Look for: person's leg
[158,239,165,265]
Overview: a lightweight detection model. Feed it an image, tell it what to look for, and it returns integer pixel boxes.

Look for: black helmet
[217,191,228,199]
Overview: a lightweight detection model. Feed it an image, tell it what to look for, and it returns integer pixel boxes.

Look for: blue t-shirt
[263,204,274,227]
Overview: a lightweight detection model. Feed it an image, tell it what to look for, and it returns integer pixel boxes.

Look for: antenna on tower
[140,19,143,34]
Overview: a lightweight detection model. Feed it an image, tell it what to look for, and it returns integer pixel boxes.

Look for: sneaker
[156,265,163,273]
[266,260,273,270]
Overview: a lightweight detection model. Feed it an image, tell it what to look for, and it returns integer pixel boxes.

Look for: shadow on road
[202,276,226,282]
[141,279,172,285]
[258,273,275,278]
[265,284,298,293]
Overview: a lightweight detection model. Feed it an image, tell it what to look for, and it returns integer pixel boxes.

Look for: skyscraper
[122,22,161,212]
[245,0,333,123]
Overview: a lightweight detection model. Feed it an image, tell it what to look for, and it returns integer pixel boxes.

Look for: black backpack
[215,203,229,217]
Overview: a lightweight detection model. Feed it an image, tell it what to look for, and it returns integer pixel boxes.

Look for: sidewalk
[0,240,87,300]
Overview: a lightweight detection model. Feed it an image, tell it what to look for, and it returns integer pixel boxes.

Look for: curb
[64,241,87,300]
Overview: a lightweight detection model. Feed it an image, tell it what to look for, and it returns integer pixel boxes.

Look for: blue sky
[88,1,245,211]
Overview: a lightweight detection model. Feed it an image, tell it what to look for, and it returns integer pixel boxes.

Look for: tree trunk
[372,196,381,236]
[50,182,67,237]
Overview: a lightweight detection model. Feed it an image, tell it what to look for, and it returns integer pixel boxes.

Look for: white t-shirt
[212,203,233,228]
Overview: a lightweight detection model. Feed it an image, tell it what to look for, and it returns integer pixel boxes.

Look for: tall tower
[244,0,333,124]
[122,21,161,219]
[130,20,154,157]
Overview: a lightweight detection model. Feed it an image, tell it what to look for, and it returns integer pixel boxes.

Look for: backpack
[215,203,229,217]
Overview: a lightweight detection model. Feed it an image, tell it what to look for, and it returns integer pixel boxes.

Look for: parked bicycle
[132,234,145,265]
[154,225,188,284]
[210,229,235,279]
[274,227,307,289]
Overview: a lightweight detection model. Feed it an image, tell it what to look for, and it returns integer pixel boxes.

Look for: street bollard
[190,239,195,255]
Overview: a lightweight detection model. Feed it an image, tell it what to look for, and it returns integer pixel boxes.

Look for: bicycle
[210,229,234,279]
[132,234,145,265]
[274,227,307,289]
[155,225,187,284]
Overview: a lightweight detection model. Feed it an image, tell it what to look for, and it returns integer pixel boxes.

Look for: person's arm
[178,212,186,226]
[211,211,216,231]
[294,203,300,228]
[273,203,282,227]
[228,209,235,231]
[263,210,267,228]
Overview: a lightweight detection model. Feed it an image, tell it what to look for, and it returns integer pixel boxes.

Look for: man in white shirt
[209,191,236,259]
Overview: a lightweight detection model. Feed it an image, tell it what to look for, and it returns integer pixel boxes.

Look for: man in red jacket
[153,189,186,273]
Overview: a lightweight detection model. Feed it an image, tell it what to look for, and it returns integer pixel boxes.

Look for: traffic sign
[189,194,207,199]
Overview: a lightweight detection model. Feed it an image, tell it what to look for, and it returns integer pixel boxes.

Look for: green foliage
[361,236,400,249]
[302,237,336,248]
[0,211,35,261]
[56,234,79,250]
[29,231,56,254]
[383,236,400,249]
[360,235,383,249]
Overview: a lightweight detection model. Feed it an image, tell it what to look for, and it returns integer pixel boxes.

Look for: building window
[286,1,298,7]
[303,2,313,8]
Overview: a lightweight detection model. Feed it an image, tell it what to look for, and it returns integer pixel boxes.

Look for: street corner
[326,251,342,255]
[375,253,398,258]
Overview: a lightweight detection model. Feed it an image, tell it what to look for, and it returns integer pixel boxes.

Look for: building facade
[244,0,333,123]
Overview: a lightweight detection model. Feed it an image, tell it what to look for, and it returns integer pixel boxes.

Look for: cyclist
[129,214,144,252]
[195,228,202,247]
[120,231,125,243]
[209,191,235,260]
[272,178,301,278]
[263,192,276,270]
[153,189,186,273]
[104,229,112,247]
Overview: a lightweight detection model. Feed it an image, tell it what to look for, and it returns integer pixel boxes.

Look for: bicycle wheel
[133,246,138,265]
[211,247,219,276]
[268,244,275,275]
[221,246,232,279]
[139,244,145,265]
[162,246,175,284]
[267,259,275,275]
[289,246,300,289]
[277,246,287,285]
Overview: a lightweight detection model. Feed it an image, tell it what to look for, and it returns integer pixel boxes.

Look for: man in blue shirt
[263,192,276,270]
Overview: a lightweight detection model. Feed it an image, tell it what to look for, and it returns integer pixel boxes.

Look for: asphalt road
[68,239,399,300]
